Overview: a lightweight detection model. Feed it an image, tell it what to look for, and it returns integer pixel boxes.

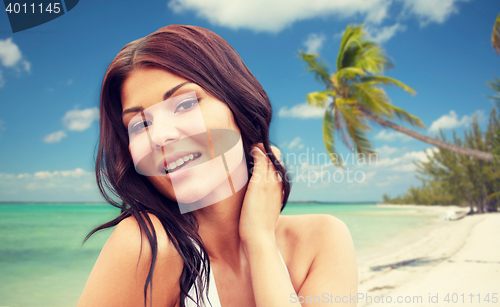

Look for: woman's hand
[239,143,283,245]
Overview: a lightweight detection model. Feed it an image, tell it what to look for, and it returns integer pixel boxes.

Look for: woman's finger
[251,143,284,184]
[250,145,267,183]
[270,145,281,162]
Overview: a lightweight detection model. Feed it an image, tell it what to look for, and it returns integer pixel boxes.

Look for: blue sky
[0,0,499,202]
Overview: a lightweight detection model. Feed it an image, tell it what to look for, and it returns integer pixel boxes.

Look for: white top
[184,250,289,307]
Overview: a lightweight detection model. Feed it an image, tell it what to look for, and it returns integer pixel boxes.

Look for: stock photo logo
[3,0,79,33]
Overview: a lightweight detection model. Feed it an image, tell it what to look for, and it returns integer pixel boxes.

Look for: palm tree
[492,12,500,55]
[489,12,500,199]
[490,12,500,164]
[299,24,494,164]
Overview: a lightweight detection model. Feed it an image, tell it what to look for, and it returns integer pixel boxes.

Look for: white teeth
[166,153,200,172]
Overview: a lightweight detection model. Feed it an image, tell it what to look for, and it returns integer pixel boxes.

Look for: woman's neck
[193,185,248,266]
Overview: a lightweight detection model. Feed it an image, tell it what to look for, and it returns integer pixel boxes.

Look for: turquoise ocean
[0,203,441,306]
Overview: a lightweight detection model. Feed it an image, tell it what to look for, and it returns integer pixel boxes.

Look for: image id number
[6,3,61,14]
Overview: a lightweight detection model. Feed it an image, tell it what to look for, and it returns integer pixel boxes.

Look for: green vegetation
[492,12,500,55]
[300,24,494,163]
[382,108,500,213]
[488,12,500,198]
[384,12,500,212]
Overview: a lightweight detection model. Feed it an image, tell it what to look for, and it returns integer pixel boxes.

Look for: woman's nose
[150,120,181,148]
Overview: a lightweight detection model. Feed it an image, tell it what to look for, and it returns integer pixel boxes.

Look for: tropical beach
[1,1,500,306]
[358,205,500,307]
[1,202,498,306]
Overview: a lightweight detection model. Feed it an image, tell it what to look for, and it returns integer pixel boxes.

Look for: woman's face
[121,67,247,211]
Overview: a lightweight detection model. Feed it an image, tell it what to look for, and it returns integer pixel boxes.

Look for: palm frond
[336,100,374,154]
[349,83,389,116]
[360,76,416,95]
[336,24,393,74]
[323,104,343,165]
[336,67,366,84]
[333,103,352,150]
[353,43,393,75]
[377,100,426,128]
[492,12,500,55]
[306,90,335,108]
[337,24,365,71]
[299,50,332,88]
[486,76,500,106]
[488,191,499,200]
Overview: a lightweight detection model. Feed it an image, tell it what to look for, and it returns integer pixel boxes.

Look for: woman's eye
[129,120,152,134]
[175,98,199,113]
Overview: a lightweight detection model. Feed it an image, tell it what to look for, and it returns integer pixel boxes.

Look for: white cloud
[43,107,99,144]
[22,60,31,73]
[376,181,391,187]
[375,145,399,156]
[374,130,412,142]
[365,23,407,44]
[428,110,465,132]
[333,30,345,40]
[365,4,390,24]
[304,33,326,54]
[300,162,326,172]
[390,163,417,172]
[168,0,392,33]
[0,168,96,199]
[278,103,325,119]
[167,0,468,33]
[428,110,485,133]
[376,156,402,167]
[402,148,437,163]
[288,137,305,150]
[0,38,22,68]
[399,0,470,26]
[62,107,99,131]
[33,168,89,180]
[43,130,67,143]
[372,147,438,172]
[364,170,377,181]
[0,38,31,87]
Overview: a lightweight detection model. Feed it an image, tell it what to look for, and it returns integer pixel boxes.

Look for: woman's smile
[162,152,202,174]
[159,151,204,182]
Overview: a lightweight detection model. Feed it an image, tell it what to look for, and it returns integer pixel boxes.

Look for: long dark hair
[85,24,291,307]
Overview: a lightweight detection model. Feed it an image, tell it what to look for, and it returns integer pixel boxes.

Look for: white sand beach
[357,205,500,307]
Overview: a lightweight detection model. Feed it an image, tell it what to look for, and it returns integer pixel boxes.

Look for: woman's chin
[175,191,206,204]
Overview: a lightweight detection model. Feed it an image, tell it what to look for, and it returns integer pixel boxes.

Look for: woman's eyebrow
[163,81,191,101]
[122,81,192,118]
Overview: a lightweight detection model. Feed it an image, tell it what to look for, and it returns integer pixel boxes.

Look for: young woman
[77,25,357,307]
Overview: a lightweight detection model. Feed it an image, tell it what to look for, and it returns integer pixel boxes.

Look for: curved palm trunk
[360,110,494,162]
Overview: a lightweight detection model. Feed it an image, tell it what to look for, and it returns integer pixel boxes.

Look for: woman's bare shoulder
[276,214,355,271]
[77,213,183,307]
[277,214,357,296]
[277,213,351,245]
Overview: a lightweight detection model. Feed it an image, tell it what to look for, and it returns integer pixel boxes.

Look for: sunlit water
[0,203,439,306]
